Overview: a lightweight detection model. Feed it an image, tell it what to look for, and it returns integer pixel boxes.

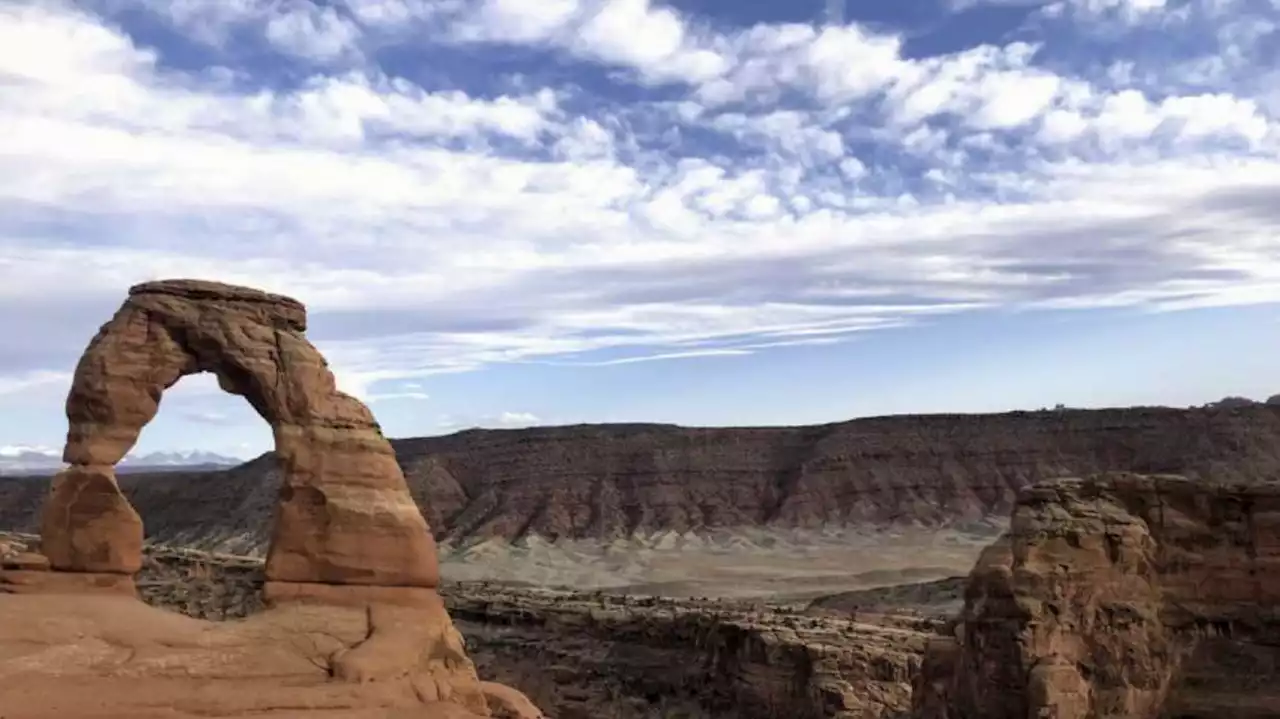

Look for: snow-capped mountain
[0,446,244,475]
[118,450,244,468]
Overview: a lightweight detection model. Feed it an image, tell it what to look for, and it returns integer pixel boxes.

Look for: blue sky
[0,0,1278,459]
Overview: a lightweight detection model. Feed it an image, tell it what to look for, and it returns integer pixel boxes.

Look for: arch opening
[127,372,267,469]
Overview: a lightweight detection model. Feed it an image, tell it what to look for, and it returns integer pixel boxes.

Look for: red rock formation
[5,406,1280,550]
[45,279,436,588]
[912,473,1280,719]
[4,404,1276,554]
[0,279,543,719]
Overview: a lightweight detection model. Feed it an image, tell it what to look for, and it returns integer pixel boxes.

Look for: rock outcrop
[912,473,1280,719]
[7,405,1280,551]
[0,279,541,719]
[450,586,932,719]
[3,530,936,719]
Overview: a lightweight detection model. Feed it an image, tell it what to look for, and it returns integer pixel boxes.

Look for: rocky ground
[1,531,948,719]
[10,471,1280,718]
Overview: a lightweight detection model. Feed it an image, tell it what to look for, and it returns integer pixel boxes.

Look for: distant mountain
[1204,394,1280,409]
[0,447,243,476]
[120,450,245,469]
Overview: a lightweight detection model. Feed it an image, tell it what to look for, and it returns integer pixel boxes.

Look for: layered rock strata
[6,405,1280,552]
[0,280,540,719]
[912,473,1280,719]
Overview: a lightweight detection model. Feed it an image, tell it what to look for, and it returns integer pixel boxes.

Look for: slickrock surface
[0,280,541,719]
[2,532,936,719]
[6,406,1280,555]
[911,472,1280,719]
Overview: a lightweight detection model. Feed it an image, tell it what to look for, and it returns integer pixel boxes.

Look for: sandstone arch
[3,279,545,718]
[40,279,438,588]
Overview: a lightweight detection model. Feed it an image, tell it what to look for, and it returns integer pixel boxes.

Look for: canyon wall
[912,472,1280,719]
[447,585,929,719]
[3,406,1280,548]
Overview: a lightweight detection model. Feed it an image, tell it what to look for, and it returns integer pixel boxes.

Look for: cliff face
[3,406,1280,548]
[448,586,931,719]
[912,473,1280,719]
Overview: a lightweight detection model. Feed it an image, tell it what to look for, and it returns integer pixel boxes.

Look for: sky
[1,0,1279,460]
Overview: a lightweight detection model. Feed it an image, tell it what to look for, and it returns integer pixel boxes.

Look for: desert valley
[0,279,1277,719]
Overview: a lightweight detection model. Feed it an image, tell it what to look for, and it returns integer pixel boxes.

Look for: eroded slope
[5,406,1280,553]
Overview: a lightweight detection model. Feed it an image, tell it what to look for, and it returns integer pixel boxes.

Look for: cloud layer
[1,0,1278,409]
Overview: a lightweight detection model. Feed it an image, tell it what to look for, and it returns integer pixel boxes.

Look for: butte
[0,279,543,719]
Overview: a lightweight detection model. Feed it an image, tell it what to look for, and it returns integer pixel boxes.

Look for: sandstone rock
[0,593,499,718]
[912,472,1280,719]
[0,567,136,595]
[262,580,448,608]
[479,682,546,719]
[1,551,48,571]
[47,278,437,587]
[0,280,544,719]
[40,465,143,574]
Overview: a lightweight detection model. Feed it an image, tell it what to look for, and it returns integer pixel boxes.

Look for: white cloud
[0,371,73,397]
[97,0,365,62]
[452,0,581,43]
[177,409,237,425]
[0,444,59,458]
[0,0,1278,417]
[449,0,729,85]
[346,0,460,28]
[1039,88,1274,151]
[571,0,725,83]
[572,348,753,365]
[262,4,364,62]
[1037,108,1090,143]
[433,411,543,431]
[705,111,846,163]
[1050,0,1172,22]
[496,411,540,425]
[366,387,432,402]
[693,23,907,107]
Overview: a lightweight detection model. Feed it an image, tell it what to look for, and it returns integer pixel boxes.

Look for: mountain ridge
[0,448,244,476]
[2,404,1279,552]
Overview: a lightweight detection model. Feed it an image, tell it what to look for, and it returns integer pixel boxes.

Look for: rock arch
[40,279,438,588]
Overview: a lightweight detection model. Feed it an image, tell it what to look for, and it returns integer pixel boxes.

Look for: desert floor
[437,522,1003,602]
